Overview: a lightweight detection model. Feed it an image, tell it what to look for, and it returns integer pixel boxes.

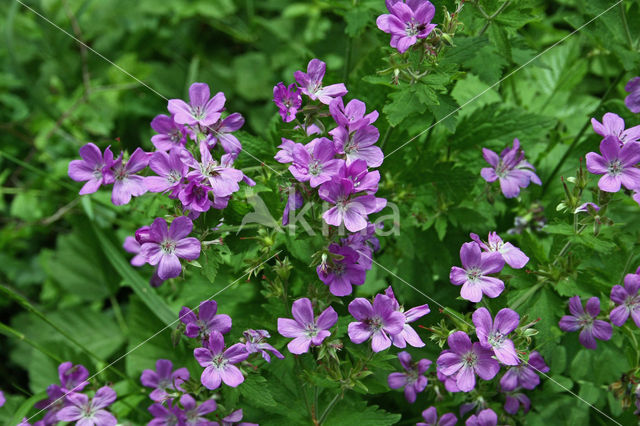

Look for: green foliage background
[1,0,640,424]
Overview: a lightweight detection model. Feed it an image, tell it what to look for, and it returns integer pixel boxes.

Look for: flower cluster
[481,138,541,199]
[145,299,274,424]
[31,362,117,426]
[69,82,254,286]
[273,58,387,297]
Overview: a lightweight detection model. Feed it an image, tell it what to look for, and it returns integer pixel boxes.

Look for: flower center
[488,331,505,348]
[466,267,483,282]
[405,20,425,37]
[309,160,322,176]
[191,105,206,121]
[212,354,227,369]
[161,239,176,254]
[462,351,478,368]
[114,164,128,181]
[366,316,384,332]
[607,160,623,176]
[167,170,182,184]
[169,129,181,142]
[578,314,594,328]
[304,323,319,338]
[92,165,103,180]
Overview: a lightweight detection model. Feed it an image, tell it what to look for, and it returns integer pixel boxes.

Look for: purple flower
[109,147,150,205]
[168,82,225,127]
[586,135,640,192]
[436,331,500,392]
[213,409,257,426]
[277,298,337,354]
[574,202,600,214]
[180,394,217,426]
[591,112,640,145]
[289,138,343,187]
[319,179,386,232]
[123,225,151,267]
[179,300,232,340]
[329,97,378,132]
[470,232,529,269]
[384,286,430,348]
[625,77,640,114]
[179,180,214,213]
[149,400,184,426]
[500,351,549,391]
[34,362,90,425]
[330,123,384,168]
[610,273,640,327]
[282,188,304,226]
[207,113,245,154]
[68,143,112,195]
[317,244,366,296]
[417,407,457,426]
[185,143,244,198]
[339,159,380,194]
[387,351,431,403]
[140,359,190,402]
[376,0,437,53]
[481,139,541,198]
[465,408,497,426]
[0,390,4,407]
[145,150,187,196]
[347,294,405,352]
[150,114,187,151]
[274,138,299,164]
[559,296,612,349]
[473,307,520,366]
[504,391,531,415]
[450,242,505,303]
[194,331,249,389]
[294,59,347,105]
[139,216,201,280]
[243,329,284,362]
[273,82,302,122]
[57,386,117,426]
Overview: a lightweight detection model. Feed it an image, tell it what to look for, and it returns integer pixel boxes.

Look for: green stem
[619,1,635,50]
[477,1,511,36]
[379,126,393,150]
[318,392,342,425]
[0,322,64,363]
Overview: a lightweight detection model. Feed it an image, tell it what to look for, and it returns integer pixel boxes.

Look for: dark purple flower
[473,307,520,365]
[330,123,383,168]
[68,143,112,195]
[185,143,244,198]
[294,59,347,105]
[180,394,217,426]
[465,408,497,426]
[625,77,640,114]
[179,180,214,213]
[376,0,437,53]
[384,286,430,348]
[417,406,457,426]
[504,391,531,415]
[149,400,184,426]
[207,113,245,154]
[140,359,190,402]
[610,273,640,327]
[559,296,612,349]
[329,97,378,132]
[34,362,90,425]
[150,114,187,151]
[338,159,380,194]
[139,216,201,280]
[168,82,225,127]
[500,351,549,391]
[586,135,640,192]
[194,331,249,389]
[212,409,257,426]
[145,150,187,197]
[243,329,284,362]
[179,300,232,340]
[347,294,405,352]
[481,139,541,198]
[319,179,386,232]
[277,298,337,354]
[317,244,366,296]
[57,362,90,393]
[289,138,343,187]
[591,112,640,145]
[470,232,529,269]
[574,202,600,214]
[273,82,302,122]
[450,242,505,303]
[57,386,117,426]
[387,351,431,403]
[436,331,499,392]
[109,147,150,205]
[436,370,460,393]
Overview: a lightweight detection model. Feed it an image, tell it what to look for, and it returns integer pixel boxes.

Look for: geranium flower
[68,143,113,195]
[168,82,225,127]
[625,77,640,113]
[591,112,640,145]
[179,300,232,340]
[376,0,437,53]
[57,386,117,426]
[610,273,640,327]
[294,59,347,104]
[472,307,520,366]
[585,135,640,192]
[140,359,190,402]
[347,294,404,352]
[449,242,505,302]
[277,298,337,354]
[417,407,457,426]
[387,351,431,403]
[194,331,249,389]
[558,296,612,349]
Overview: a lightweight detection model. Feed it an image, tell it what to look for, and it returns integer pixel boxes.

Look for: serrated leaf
[239,374,277,408]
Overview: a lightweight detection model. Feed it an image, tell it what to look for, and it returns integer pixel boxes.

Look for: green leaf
[93,224,175,325]
[382,86,428,126]
[239,374,278,408]
[325,401,401,426]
